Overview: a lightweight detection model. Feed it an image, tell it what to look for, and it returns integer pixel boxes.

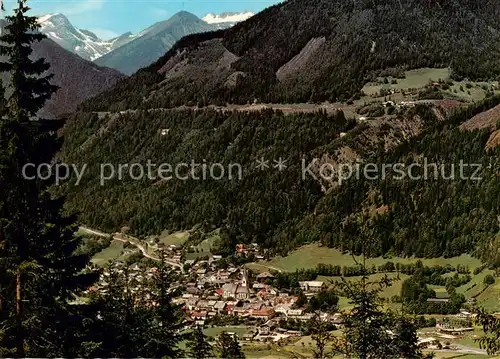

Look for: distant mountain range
[0,19,124,118]
[38,11,253,75]
[0,10,254,117]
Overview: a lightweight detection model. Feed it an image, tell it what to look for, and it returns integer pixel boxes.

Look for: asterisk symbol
[255,157,270,171]
[273,157,288,171]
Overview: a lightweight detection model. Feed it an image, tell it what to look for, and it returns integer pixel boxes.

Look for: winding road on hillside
[94,102,349,119]
[92,99,458,121]
[79,227,108,237]
[79,226,182,269]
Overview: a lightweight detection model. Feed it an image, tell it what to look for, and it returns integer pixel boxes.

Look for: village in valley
[73,67,500,357]
[80,227,491,358]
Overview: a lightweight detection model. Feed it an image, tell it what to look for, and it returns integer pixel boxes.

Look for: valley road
[79,226,182,269]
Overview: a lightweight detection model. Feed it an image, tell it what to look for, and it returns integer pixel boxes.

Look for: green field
[248,244,482,273]
[475,280,500,312]
[317,272,409,298]
[91,240,125,266]
[185,324,493,359]
[156,230,190,246]
[247,243,500,311]
[203,326,249,338]
[362,68,451,96]
[316,273,409,311]
[446,81,500,102]
[241,330,494,359]
[361,67,500,103]
[184,229,220,260]
[199,229,221,251]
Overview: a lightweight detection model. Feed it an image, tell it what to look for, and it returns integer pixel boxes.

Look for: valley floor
[247,244,500,313]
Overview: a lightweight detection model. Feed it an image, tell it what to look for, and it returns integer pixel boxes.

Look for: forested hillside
[60,0,500,260]
[60,98,499,259]
[278,101,500,259]
[80,0,500,112]
[59,109,350,240]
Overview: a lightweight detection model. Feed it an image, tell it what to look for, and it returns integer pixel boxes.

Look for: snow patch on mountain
[38,13,59,23]
[202,11,254,28]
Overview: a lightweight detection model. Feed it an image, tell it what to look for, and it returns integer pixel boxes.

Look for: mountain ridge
[93,11,217,75]
[37,11,254,75]
[80,0,500,111]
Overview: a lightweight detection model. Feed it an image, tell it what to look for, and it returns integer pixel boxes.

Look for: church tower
[241,268,248,287]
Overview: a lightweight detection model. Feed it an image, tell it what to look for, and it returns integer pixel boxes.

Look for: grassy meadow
[91,240,125,266]
[361,67,500,102]
[184,229,220,260]
[155,230,190,246]
[247,244,482,272]
[247,244,499,312]
[362,68,451,96]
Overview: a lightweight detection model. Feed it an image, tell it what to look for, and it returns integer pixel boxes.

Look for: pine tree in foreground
[214,331,245,359]
[148,250,186,357]
[85,251,185,357]
[0,1,95,356]
[309,313,333,359]
[329,206,432,359]
[187,325,213,359]
[474,308,500,355]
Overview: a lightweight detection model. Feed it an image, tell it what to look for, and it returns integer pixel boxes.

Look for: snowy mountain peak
[202,11,254,28]
[37,13,74,31]
[37,13,55,23]
[37,13,134,61]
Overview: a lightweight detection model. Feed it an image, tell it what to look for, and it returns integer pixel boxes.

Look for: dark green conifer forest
[60,99,499,260]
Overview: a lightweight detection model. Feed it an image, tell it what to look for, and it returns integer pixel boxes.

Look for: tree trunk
[16,268,24,358]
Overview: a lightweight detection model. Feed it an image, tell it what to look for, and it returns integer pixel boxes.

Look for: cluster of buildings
[85,241,340,344]
[235,243,265,260]
[144,238,184,263]
[84,261,160,297]
[173,256,342,342]
[178,266,302,321]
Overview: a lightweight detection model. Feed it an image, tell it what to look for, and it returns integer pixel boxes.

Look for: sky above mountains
[1,0,278,39]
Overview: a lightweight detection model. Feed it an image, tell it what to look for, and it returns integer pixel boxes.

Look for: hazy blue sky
[2,0,279,39]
